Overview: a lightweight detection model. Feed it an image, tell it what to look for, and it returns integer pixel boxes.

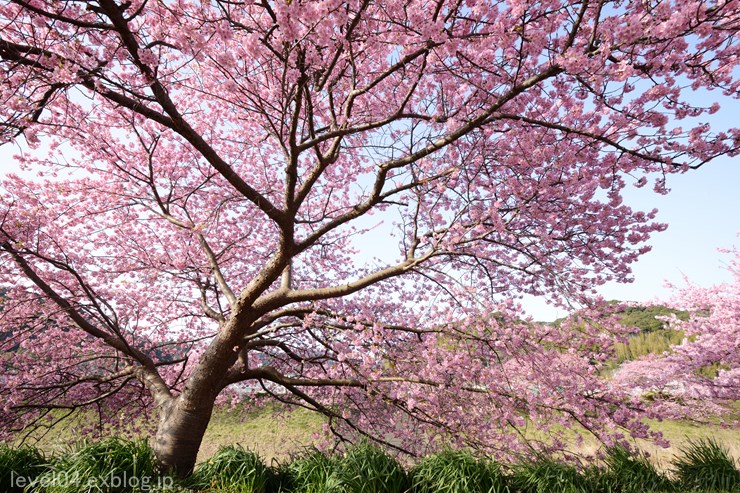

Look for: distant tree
[1,0,738,475]
[614,248,740,420]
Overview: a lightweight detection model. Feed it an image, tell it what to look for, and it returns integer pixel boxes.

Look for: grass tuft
[602,445,675,492]
[672,438,740,492]
[190,444,272,493]
[510,457,589,493]
[0,443,48,493]
[35,437,158,493]
[409,449,507,493]
[280,448,343,493]
[4,433,738,493]
[338,441,408,493]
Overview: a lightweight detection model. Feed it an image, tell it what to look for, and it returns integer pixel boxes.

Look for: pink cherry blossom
[614,247,740,421]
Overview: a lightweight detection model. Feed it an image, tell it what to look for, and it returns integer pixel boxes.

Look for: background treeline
[610,304,689,364]
[551,303,690,366]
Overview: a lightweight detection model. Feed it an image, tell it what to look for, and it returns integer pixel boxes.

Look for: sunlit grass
[510,457,592,493]
[613,329,685,365]
[280,448,343,493]
[7,403,738,474]
[603,445,675,493]
[197,404,324,464]
[4,437,740,492]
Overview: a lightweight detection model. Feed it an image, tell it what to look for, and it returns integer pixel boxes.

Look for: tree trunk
[153,397,215,477]
[150,300,263,476]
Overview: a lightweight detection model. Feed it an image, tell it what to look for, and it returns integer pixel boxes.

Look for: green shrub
[0,444,48,493]
[672,438,740,492]
[409,450,507,493]
[190,445,271,493]
[35,437,160,493]
[339,441,408,493]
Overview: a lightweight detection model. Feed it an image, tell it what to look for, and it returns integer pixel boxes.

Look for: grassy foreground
[16,405,740,470]
[7,405,738,493]
[198,406,740,469]
[2,438,739,492]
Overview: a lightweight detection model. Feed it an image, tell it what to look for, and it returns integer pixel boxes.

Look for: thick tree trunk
[150,280,277,476]
[153,397,215,477]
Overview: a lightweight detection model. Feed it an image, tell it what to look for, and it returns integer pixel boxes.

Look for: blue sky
[523,155,740,320]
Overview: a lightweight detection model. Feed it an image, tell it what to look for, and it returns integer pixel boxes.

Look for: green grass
[280,448,343,493]
[189,445,272,493]
[633,420,740,472]
[339,441,409,493]
[614,329,686,364]
[603,445,675,493]
[0,443,48,493]
[672,439,740,492]
[34,437,163,493]
[2,438,740,492]
[268,441,410,493]
[510,457,593,493]
[10,402,738,473]
[197,405,324,463]
[409,449,507,493]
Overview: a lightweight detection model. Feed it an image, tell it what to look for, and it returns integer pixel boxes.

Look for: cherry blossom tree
[0,0,738,475]
[614,247,740,421]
